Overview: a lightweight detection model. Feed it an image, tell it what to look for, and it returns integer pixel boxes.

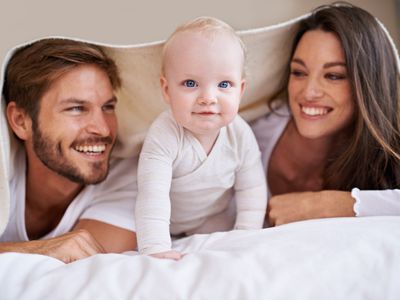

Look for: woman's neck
[268,119,338,195]
[284,120,334,170]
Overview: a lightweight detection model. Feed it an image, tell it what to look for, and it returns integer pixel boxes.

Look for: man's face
[31,64,118,185]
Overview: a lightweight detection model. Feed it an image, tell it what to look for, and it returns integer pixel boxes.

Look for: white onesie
[136,110,267,255]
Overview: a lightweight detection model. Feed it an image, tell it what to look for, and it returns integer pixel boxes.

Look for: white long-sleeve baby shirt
[136,110,267,255]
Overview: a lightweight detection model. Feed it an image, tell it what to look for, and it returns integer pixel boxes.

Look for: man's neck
[26,157,84,207]
[25,158,84,239]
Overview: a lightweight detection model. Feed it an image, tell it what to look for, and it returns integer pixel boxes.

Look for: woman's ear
[160,76,171,104]
[6,102,32,140]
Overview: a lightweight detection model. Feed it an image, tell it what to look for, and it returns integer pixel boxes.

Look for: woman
[251,3,400,226]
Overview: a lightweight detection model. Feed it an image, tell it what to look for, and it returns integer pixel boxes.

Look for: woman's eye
[326,73,347,80]
[218,81,231,88]
[290,69,306,77]
[183,80,197,88]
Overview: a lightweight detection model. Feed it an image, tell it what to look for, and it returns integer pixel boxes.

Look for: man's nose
[86,110,113,136]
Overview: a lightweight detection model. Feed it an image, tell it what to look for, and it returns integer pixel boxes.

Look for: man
[0,39,137,263]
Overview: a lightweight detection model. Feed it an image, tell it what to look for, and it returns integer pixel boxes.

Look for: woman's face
[288,29,354,140]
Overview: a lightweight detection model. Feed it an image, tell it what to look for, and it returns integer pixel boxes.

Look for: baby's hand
[150,250,183,260]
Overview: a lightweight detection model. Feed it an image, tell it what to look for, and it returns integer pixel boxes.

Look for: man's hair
[161,16,246,75]
[3,38,121,124]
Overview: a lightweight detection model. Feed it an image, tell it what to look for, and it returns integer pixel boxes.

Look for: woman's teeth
[301,106,329,116]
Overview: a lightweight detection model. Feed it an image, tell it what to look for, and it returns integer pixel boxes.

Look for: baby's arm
[233,122,267,230]
[150,250,184,260]
[135,113,181,257]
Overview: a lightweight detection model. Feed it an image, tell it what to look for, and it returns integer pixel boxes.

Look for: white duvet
[1,216,400,300]
[1,9,400,300]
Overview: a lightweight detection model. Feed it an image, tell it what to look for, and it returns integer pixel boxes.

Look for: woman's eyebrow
[291,58,346,69]
[323,62,346,68]
[291,58,305,66]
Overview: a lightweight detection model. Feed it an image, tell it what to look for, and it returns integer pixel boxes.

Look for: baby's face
[161,31,245,140]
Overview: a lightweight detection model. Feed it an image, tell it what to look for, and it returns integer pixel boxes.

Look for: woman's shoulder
[250,104,290,139]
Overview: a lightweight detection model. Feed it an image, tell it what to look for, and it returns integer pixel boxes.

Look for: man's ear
[6,102,32,140]
[160,76,171,104]
[240,79,247,98]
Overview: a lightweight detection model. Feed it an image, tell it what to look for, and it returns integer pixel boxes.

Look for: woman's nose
[303,78,324,100]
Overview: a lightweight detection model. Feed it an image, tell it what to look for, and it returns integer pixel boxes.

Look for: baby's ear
[160,76,171,104]
[6,101,32,140]
[240,79,247,98]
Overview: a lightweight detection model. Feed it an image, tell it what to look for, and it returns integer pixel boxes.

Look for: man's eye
[67,106,84,112]
[103,104,116,112]
[183,80,198,88]
[218,81,231,88]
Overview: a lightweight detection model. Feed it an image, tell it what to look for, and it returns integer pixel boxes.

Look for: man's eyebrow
[106,96,118,103]
[59,96,118,105]
[59,98,86,105]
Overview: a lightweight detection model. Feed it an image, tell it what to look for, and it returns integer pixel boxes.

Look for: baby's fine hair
[161,16,246,75]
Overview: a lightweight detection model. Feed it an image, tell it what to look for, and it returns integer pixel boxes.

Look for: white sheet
[1,216,399,299]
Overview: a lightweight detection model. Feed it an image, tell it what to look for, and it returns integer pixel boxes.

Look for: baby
[135,17,267,260]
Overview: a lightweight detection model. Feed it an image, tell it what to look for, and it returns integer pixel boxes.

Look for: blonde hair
[161,16,246,75]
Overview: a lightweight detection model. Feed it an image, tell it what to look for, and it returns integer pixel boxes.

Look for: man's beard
[32,125,114,185]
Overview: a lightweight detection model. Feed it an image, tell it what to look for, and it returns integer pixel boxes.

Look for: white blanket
[0,10,400,300]
[1,216,400,300]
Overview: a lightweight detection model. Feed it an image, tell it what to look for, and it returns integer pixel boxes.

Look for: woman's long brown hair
[270,3,400,190]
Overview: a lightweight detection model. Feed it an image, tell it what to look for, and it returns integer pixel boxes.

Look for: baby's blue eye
[183,80,197,88]
[218,81,231,88]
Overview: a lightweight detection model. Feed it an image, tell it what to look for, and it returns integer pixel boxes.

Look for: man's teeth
[301,106,329,116]
[75,145,106,153]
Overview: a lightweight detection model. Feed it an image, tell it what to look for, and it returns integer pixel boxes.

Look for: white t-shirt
[0,147,137,242]
[136,110,267,254]
[251,104,400,217]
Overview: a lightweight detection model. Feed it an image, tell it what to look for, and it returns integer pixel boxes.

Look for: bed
[1,217,400,299]
[0,11,399,300]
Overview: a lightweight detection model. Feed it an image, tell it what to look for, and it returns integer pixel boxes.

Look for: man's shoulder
[93,156,138,191]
